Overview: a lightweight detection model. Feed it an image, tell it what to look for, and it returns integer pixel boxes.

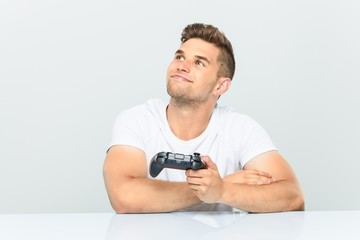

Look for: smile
[171,74,193,83]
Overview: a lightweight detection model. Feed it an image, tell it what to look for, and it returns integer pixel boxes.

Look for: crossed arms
[103,145,304,213]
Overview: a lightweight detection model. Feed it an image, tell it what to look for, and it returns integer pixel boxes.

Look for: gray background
[1,0,359,213]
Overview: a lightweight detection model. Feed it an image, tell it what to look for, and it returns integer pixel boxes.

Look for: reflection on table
[106,211,305,240]
[1,211,359,239]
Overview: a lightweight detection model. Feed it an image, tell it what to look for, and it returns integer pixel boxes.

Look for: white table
[0,211,359,239]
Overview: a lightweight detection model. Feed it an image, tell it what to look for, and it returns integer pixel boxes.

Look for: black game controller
[149,152,206,178]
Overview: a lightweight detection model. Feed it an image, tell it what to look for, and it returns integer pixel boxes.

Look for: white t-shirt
[110,99,277,211]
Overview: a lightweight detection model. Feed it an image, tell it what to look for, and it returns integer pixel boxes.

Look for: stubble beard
[167,83,208,110]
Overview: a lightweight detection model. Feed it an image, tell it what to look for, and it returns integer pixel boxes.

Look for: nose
[177,60,190,72]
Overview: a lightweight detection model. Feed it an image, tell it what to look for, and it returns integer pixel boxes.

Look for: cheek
[196,72,218,87]
[167,60,178,70]
[166,64,174,80]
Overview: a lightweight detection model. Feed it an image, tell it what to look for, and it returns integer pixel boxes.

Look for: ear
[214,77,231,97]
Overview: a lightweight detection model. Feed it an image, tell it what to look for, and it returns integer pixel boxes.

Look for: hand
[185,155,224,203]
[223,169,276,185]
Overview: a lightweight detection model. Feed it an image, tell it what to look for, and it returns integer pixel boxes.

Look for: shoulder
[110,99,167,148]
[215,105,258,126]
[117,98,167,119]
[215,104,270,139]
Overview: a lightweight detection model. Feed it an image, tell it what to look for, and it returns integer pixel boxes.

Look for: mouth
[171,74,193,83]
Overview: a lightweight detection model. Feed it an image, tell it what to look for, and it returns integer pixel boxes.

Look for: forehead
[179,38,220,62]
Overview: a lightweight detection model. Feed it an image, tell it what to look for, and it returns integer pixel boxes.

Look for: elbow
[295,195,305,211]
[288,191,305,212]
[109,192,144,214]
[114,206,130,214]
[108,195,127,214]
[109,198,131,214]
[283,180,305,212]
[104,187,132,214]
[111,200,129,214]
[104,180,144,213]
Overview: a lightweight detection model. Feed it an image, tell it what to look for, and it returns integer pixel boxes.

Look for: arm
[103,145,201,213]
[186,151,304,213]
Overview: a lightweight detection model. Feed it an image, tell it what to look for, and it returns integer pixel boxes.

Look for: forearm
[110,178,201,213]
[220,180,304,213]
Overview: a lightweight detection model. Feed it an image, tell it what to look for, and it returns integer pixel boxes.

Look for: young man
[103,23,304,213]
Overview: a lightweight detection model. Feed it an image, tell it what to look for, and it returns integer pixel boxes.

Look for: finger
[188,183,199,192]
[186,177,201,193]
[245,175,276,185]
[246,169,273,178]
[257,171,274,180]
[186,169,204,177]
[245,169,276,182]
[186,176,201,185]
[223,170,276,185]
[253,171,276,182]
[201,155,217,170]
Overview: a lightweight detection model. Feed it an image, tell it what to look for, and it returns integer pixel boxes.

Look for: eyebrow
[175,49,211,65]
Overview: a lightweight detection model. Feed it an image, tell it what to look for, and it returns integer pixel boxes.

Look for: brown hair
[181,23,235,80]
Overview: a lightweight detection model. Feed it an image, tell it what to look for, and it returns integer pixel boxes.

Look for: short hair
[180,23,236,80]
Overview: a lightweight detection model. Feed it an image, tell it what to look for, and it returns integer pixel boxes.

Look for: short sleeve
[227,113,277,168]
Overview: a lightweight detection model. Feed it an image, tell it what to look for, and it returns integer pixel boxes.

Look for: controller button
[175,154,184,159]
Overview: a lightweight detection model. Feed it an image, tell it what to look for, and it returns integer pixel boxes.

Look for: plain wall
[1,0,359,213]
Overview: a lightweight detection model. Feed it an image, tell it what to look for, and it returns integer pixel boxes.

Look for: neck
[166,98,216,140]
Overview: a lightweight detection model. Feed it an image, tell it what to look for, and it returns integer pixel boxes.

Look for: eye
[195,60,205,67]
[175,54,184,61]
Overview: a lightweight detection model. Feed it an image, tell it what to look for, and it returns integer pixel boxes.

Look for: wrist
[218,181,233,205]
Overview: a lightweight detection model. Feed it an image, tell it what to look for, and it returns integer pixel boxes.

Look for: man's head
[166,23,235,108]
[180,23,235,80]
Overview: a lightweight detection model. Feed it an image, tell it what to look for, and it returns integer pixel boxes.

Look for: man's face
[166,38,221,105]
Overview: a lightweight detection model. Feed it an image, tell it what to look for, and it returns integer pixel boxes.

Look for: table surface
[0,211,359,240]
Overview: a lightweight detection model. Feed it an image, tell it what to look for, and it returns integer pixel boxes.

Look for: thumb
[201,155,217,170]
